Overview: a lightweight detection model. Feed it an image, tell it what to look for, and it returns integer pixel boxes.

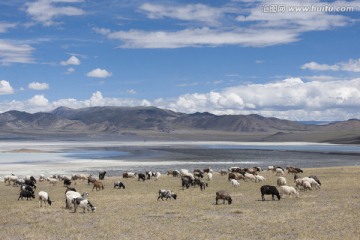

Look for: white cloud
[60,56,80,65]
[25,0,85,26]
[28,82,49,90]
[139,3,225,26]
[65,67,75,74]
[0,22,17,33]
[302,58,360,72]
[95,1,358,48]
[86,68,112,78]
[0,80,14,94]
[127,89,136,94]
[0,40,35,64]
[28,95,49,106]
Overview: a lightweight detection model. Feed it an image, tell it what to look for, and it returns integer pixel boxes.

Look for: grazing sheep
[65,186,77,193]
[277,177,287,186]
[181,176,193,189]
[230,179,240,187]
[244,173,256,182]
[18,190,35,200]
[275,168,285,176]
[228,172,245,181]
[138,173,146,181]
[154,172,161,181]
[157,190,177,201]
[20,184,35,194]
[92,180,104,191]
[255,175,266,182]
[113,181,125,189]
[309,175,321,185]
[215,190,232,205]
[279,186,299,198]
[303,181,312,191]
[38,191,52,207]
[207,172,213,181]
[123,172,137,178]
[180,169,195,180]
[203,167,213,174]
[260,185,281,201]
[220,169,228,176]
[47,177,58,186]
[65,190,89,209]
[72,197,96,213]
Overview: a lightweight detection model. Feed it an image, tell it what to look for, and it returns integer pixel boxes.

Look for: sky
[0,0,360,121]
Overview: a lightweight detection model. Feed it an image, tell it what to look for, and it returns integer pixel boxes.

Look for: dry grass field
[1,167,360,240]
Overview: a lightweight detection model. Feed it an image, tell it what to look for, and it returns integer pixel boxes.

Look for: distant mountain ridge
[0,106,359,143]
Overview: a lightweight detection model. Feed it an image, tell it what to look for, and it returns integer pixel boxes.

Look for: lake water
[1,141,360,177]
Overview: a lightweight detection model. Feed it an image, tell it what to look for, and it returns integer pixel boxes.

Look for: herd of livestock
[2,165,322,212]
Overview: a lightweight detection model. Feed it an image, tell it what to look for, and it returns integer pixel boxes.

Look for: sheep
[98,171,106,180]
[309,175,321,186]
[72,197,96,213]
[277,177,287,186]
[244,173,256,182]
[295,177,320,190]
[215,190,232,205]
[220,169,228,176]
[228,172,245,181]
[47,177,58,186]
[123,172,137,178]
[65,190,88,209]
[157,190,177,201]
[154,172,161,181]
[92,180,104,191]
[230,179,240,187]
[20,184,35,194]
[113,181,125,189]
[180,169,195,180]
[303,181,312,191]
[260,185,281,201]
[65,186,77,193]
[87,175,96,185]
[138,173,146,181]
[181,176,193,189]
[279,186,299,198]
[255,175,266,182]
[207,172,213,181]
[203,167,213,174]
[18,190,35,200]
[39,174,46,182]
[7,175,19,186]
[63,178,71,187]
[145,171,153,179]
[38,191,52,207]
[275,168,285,176]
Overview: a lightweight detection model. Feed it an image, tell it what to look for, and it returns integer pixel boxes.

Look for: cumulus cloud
[1,77,360,121]
[60,56,80,66]
[0,80,14,94]
[0,22,17,33]
[86,68,112,78]
[28,95,49,106]
[65,67,75,74]
[301,58,360,72]
[28,82,49,90]
[25,0,85,26]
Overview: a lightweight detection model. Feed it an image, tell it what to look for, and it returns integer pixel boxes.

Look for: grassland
[1,167,360,240]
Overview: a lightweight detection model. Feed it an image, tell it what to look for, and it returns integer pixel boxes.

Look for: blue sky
[1,0,360,121]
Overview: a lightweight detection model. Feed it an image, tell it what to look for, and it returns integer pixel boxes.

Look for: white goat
[275,168,285,176]
[230,179,240,187]
[38,191,52,207]
[244,173,256,182]
[255,175,266,182]
[207,172,213,181]
[277,177,287,186]
[65,191,88,209]
[280,186,299,198]
[154,172,161,181]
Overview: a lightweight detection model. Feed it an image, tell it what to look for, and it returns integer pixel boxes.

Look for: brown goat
[92,180,104,191]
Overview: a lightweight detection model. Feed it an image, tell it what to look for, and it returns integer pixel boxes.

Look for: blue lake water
[1,141,360,176]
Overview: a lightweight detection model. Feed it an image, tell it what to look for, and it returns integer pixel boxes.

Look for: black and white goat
[157,190,177,201]
[72,197,96,213]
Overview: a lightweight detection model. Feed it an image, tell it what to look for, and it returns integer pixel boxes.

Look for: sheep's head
[172,194,177,200]
[228,197,232,204]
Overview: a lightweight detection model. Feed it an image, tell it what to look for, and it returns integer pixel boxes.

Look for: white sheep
[154,172,161,181]
[302,177,321,189]
[180,169,195,180]
[275,168,285,176]
[244,173,256,182]
[280,186,299,198]
[230,179,240,187]
[47,177,58,186]
[303,181,312,191]
[255,175,266,182]
[207,172,213,181]
[38,191,52,207]
[277,177,287,186]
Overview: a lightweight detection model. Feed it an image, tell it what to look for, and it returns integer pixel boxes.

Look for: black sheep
[138,173,146,181]
[260,185,281,201]
[24,179,36,189]
[63,178,72,187]
[18,190,35,200]
[181,176,193,189]
[114,181,126,189]
[99,171,107,180]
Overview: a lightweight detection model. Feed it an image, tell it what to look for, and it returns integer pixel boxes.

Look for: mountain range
[0,106,359,144]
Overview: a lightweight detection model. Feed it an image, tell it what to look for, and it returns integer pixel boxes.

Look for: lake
[1,141,360,177]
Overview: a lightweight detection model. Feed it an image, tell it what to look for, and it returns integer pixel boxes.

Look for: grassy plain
[1,166,360,240]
